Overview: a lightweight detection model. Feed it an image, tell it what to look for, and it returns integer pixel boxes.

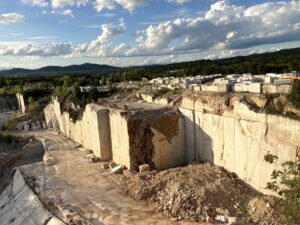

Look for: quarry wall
[16,93,27,113]
[45,99,112,160]
[45,99,185,170]
[179,97,299,194]
[0,95,18,112]
[44,96,299,194]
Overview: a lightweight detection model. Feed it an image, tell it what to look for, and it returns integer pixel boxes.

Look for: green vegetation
[264,153,300,225]
[0,131,13,145]
[117,47,300,80]
[2,113,17,131]
[288,81,300,109]
[28,97,40,116]
[1,48,300,85]
[152,88,183,99]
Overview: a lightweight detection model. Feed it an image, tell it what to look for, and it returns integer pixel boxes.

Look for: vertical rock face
[44,103,60,130]
[109,108,186,170]
[180,96,299,194]
[0,95,18,112]
[16,93,27,113]
[45,99,112,160]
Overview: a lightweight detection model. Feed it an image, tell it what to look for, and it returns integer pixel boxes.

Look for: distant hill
[0,63,121,77]
[130,47,300,78]
[1,47,300,77]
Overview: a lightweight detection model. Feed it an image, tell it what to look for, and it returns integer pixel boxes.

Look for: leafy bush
[264,153,300,225]
[0,131,13,145]
[288,81,300,109]
[2,113,16,131]
[28,97,40,115]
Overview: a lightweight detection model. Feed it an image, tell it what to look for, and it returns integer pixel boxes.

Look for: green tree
[28,97,39,115]
[264,153,300,225]
[71,81,81,99]
[288,81,300,109]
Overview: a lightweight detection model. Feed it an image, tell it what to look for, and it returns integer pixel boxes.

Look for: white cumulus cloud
[21,0,49,7]
[51,0,89,8]
[2,0,300,62]
[93,0,147,12]
[167,0,191,4]
[0,13,25,24]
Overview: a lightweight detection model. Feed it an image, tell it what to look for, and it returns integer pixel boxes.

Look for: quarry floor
[21,131,206,225]
[15,131,284,225]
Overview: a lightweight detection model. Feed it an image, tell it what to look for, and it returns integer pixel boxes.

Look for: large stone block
[109,107,186,170]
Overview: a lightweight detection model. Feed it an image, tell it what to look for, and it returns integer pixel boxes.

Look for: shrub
[0,131,13,145]
[288,81,300,109]
[28,97,40,115]
[2,113,16,131]
[264,153,300,225]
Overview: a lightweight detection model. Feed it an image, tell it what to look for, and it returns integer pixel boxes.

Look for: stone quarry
[45,99,186,170]
[0,89,298,225]
[43,92,299,195]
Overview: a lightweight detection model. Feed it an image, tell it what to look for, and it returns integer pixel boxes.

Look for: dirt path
[21,131,208,225]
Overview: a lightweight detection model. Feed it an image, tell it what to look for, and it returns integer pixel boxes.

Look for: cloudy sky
[0,0,300,69]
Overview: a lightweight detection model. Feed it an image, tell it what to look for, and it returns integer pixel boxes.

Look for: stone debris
[215,215,227,223]
[109,161,117,169]
[79,147,87,152]
[24,124,30,131]
[43,152,56,166]
[247,196,286,225]
[42,121,48,129]
[101,162,110,169]
[139,164,151,172]
[16,122,24,130]
[111,165,125,174]
[14,120,48,131]
[227,216,237,224]
[89,156,100,163]
[86,153,95,158]
[122,163,285,223]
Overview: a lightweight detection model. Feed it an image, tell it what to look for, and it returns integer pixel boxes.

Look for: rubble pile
[123,163,285,224]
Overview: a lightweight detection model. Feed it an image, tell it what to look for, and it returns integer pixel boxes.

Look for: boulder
[139,164,151,172]
[111,165,125,174]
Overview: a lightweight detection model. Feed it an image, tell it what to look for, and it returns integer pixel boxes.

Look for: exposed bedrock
[0,168,65,225]
[180,96,299,194]
[45,99,186,170]
[44,95,299,194]
[0,95,18,112]
[46,99,112,161]
[110,108,185,170]
[16,93,27,113]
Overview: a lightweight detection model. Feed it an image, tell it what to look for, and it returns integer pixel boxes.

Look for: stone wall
[180,96,299,194]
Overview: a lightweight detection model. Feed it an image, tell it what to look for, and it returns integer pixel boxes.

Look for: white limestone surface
[46,100,112,160]
[109,109,131,169]
[16,93,26,114]
[179,97,299,194]
[0,168,65,225]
